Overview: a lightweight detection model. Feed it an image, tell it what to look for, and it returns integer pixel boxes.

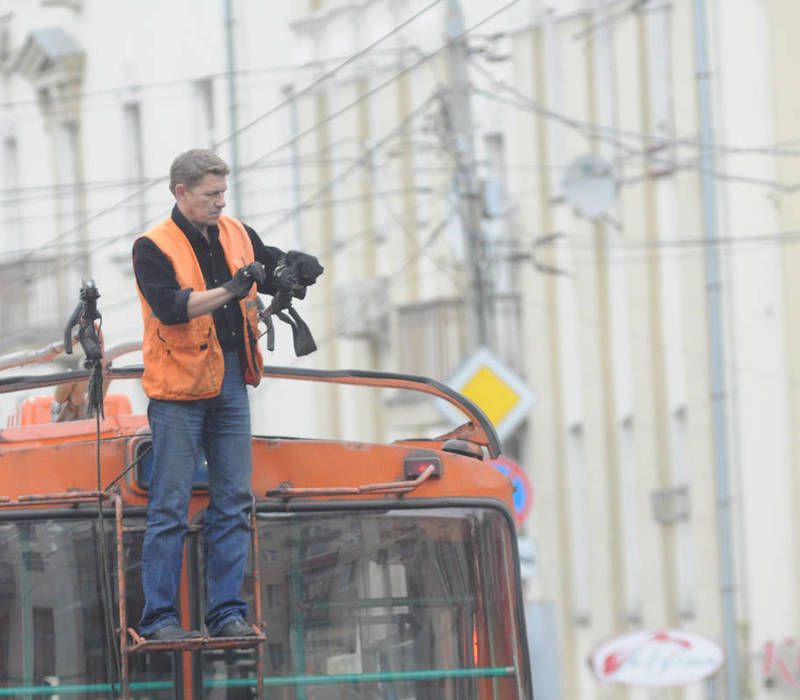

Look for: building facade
[1,0,800,698]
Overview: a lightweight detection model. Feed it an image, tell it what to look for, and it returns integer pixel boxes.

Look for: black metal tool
[63,279,105,417]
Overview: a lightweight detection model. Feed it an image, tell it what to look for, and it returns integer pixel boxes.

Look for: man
[132,149,322,641]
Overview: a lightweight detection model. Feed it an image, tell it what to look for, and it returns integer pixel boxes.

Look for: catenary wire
[0,182,454,263]
[467,50,800,159]
[12,0,519,265]
[256,92,439,235]
[8,96,442,268]
[9,0,450,262]
[11,1,521,263]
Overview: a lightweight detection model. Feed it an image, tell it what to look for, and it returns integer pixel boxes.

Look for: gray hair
[169,149,230,195]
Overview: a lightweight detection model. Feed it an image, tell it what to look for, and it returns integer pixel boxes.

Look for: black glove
[272,258,299,293]
[285,251,324,286]
[223,261,266,299]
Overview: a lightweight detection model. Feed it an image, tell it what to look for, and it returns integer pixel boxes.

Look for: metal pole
[223,0,242,215]
[445,0,491,348]
[691,1,741,697]
[20,525,33,700]
[282,84,305,249]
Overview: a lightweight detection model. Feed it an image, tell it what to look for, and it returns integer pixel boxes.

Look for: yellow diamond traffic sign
[440,347,536,440]
[461,366,520,427]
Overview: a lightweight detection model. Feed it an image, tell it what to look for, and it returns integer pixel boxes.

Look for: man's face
[175,173,227,230]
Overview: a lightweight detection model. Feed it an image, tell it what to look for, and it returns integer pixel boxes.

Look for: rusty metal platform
[126,626,266,653]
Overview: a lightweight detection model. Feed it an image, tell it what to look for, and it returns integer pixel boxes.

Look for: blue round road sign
[488,457,533,527]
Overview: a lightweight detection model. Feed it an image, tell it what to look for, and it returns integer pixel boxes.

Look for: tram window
[193,506,527,699]
[0,517,179,699]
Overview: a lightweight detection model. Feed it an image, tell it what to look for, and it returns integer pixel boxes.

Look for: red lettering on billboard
[763,639,800,689]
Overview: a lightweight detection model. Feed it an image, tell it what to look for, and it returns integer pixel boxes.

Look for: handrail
[0,667,516,697]
[0,339,78,372]
[205,666,517,688]
[260,366,500,456]
[0,340,140,372]
[0,364,501,457]
[0,681,173,697]
[266,464,437,498]
[0,490,110,507]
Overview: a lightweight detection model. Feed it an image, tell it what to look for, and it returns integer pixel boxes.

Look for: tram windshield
[196,505,527,699]
[0,506,527,699]
[0,516,175,699]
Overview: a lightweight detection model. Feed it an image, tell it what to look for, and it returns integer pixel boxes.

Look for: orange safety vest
[136,215,263,400]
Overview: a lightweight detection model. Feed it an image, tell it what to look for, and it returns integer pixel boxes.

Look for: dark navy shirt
[132,205,284,355]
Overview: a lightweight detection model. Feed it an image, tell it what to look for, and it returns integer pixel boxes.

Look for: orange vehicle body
[0,364,532,699]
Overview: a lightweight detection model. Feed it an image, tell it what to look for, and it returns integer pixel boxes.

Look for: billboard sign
[590,629,724,687]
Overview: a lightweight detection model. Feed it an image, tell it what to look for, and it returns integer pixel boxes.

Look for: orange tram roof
[0,365,515,519]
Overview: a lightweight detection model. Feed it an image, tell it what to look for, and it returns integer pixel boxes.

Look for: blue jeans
[139,351,253,637]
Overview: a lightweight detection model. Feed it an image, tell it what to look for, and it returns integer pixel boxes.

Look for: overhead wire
[497,228,800,272]
[10,0,500,278]
[0,138,365,202]
[0,0,443,114]
[241,0,537,358]
[239,0,523,183]
[472,238,800,398]
[364,135,463,288]
[0,155,570,214]
[571,0,651,42]
[325,181,454,257]
[0,132,445,207]
[7,186,441,267]
[0,14,452,113]
[24,98,444,268]
[5,0,528,367]
[465,57,800,254]
[10,0,451,263]
[0,64,314,112]
[218,0,449,152]
[9,0,523,271]
[261,204,461,368]
[5,0,800,251]
[14,5,798,404]
[72,193,462,319]
[0,180,455,263]
[467,49,800,160]
[256,92,439,234]
[9,127,453,271]
[252,1,528,314]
